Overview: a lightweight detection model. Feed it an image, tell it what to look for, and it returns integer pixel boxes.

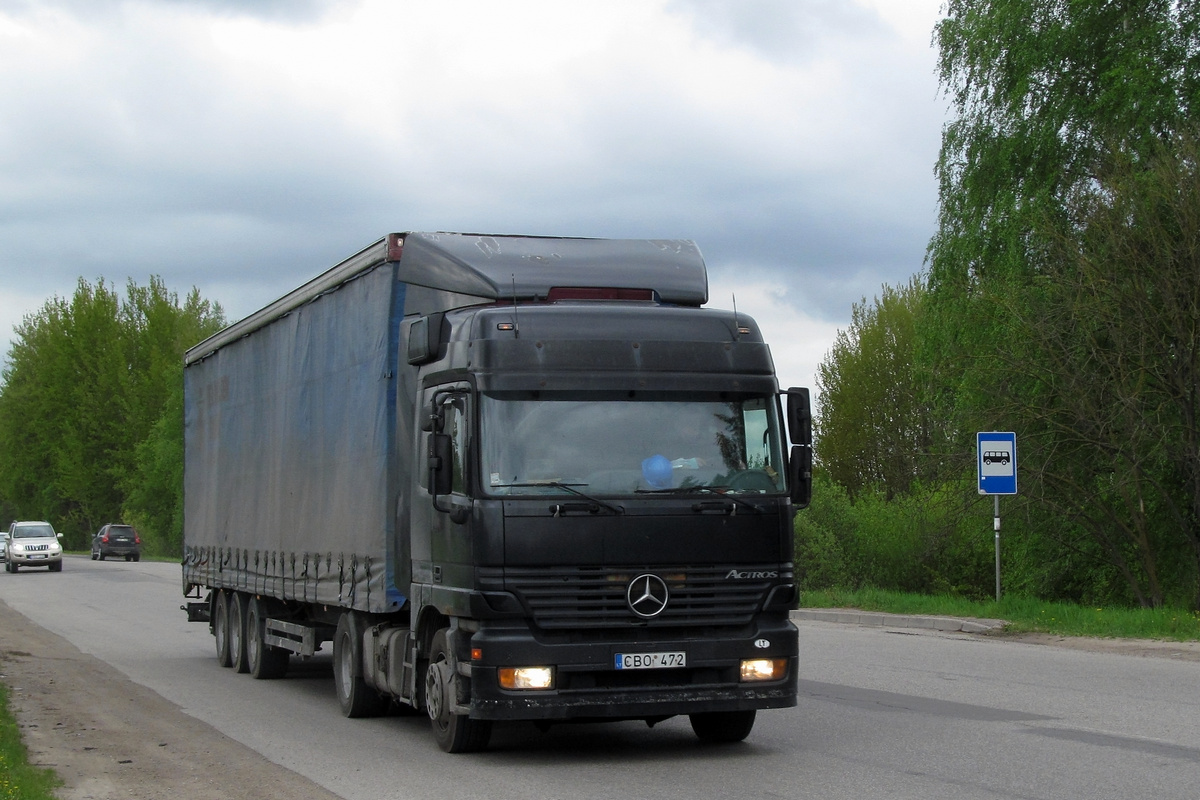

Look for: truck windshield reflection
[482,394,787,496]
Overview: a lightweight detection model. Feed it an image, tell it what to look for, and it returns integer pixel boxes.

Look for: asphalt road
[3,555,1199,800]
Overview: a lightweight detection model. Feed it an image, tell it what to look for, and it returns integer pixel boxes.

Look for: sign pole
[977,431,1016,605]
[994,495,1001,602]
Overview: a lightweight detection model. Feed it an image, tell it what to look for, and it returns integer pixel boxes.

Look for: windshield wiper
[496,481,624,515]
[635,485,762,514]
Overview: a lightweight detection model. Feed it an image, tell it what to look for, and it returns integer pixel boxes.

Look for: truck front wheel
[333,613,388,718]
[689,709,756,743]
[425,629,491,753]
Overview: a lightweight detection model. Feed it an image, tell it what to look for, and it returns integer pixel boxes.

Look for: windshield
[481,392,787,496]
[13,524,55,539]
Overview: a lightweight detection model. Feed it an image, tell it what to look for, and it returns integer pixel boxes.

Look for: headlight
[498,666,555,690]
[740,658,788,682]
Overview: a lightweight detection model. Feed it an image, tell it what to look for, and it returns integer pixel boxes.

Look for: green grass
[802,587,1200,642]
[0,682,61,800]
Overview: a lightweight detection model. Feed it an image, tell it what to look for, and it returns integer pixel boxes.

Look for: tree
[0,278,224,551]
[815,279,933,499]
[123,286,224,554]
[0,280,127,543]
[1007,136,1200,608]
[929,0,1200,607]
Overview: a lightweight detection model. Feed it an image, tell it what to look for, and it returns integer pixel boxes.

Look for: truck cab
[401,276,809,750]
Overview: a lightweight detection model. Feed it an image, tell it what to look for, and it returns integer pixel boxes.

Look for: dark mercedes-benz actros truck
[182,232,812,752]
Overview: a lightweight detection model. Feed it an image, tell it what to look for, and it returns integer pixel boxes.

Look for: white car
[5,521,64,572]
[0,530,7,562]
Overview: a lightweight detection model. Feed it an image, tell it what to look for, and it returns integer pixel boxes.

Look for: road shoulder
[793,608,1200,662]
[0,599,343,800]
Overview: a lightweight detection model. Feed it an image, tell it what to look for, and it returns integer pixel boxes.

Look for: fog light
[498,666,554,690]
[740,658,787,682]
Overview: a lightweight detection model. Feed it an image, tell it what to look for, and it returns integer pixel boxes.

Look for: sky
[0,0,948,395]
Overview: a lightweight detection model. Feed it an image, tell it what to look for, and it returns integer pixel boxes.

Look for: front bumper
[10,551,62,566]
[464,617,798,721]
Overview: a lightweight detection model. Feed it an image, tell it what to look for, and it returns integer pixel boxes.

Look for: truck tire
[213,590,233,668]
[333,612,388,718]
[689,709,756,743]
[49,561,62,572]
[229,592,250,674]
[425,629,492,753]
[246,596,289,680]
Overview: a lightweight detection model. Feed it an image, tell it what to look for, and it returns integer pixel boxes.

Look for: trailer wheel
[213,590,233,667]
[246,596,290,679]
[229,592,250,674]
[689,709,756,743]
[333,613,388,718]
[425,629,492,753]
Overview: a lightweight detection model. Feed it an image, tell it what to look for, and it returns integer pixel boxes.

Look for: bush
[795,473,995,600]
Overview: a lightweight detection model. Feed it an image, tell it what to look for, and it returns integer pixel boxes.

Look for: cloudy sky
[0,0,947,394]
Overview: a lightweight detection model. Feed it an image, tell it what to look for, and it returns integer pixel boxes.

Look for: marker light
[546,287,654,302]
[498,666,555,690]
[740,658,787,682]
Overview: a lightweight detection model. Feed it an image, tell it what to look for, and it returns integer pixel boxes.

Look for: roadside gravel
[0,600,343,800]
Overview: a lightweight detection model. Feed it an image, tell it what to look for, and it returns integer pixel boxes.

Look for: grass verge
[0,682,61,800]
[801,587,1200,641]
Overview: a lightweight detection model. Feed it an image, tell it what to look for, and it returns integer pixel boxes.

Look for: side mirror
[429,432,455,497]
[786,387,812,446]
[428,432,469,524]
[407,312,445,366]
[789,444,812,509]
[421,402,442,432]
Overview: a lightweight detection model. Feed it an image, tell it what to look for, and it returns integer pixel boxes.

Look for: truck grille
[26,544,50,552]
[497,565,785,629]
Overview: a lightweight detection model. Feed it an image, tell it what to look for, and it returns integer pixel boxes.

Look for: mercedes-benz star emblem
[626,574,670,618]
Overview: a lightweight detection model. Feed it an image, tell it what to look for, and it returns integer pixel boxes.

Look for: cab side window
[443,396,468,495]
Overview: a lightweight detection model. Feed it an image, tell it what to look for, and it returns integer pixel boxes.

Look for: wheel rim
[246,605,260,669]
[229,599,241,658]
[337,632,354,701]
[215,597,228,658]
[425,659,450,728]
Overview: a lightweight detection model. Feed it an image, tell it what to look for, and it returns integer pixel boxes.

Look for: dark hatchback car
[91,524,142,562]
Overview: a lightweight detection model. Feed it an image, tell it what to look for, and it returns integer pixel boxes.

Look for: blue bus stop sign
[977,432,1017,495]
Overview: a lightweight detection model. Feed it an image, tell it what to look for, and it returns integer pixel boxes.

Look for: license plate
[614,651,686,670]
[28,554,46,559]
